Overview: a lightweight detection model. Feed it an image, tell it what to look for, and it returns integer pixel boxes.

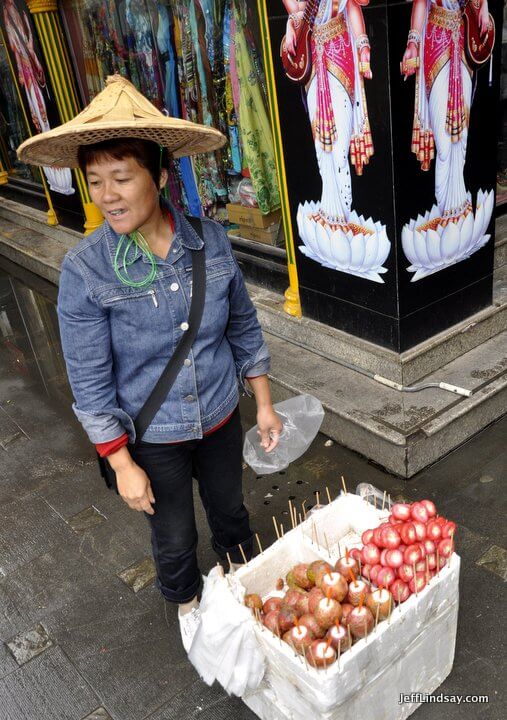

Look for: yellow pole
[256,0,302,317]
[26,0,103,235]
[0,26,58,224]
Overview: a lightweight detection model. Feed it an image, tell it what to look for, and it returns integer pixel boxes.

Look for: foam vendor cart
[230,493,459,720]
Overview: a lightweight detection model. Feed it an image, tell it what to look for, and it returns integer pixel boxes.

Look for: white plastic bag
[188,566,265,696]
[243,394,324,475]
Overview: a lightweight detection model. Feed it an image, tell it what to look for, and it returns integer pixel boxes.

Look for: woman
[17,75,282,652]
[283,0,390,283]
[400,0,494,280]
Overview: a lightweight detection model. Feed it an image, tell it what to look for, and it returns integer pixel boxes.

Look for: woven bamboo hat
[17,75,226,168]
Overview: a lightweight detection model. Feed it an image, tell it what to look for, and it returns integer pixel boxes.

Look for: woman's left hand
[478,2,490,38]
[359,47,372,80]
[257,406,283,453]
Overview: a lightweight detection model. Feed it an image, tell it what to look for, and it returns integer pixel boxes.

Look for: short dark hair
[77,138,169,187]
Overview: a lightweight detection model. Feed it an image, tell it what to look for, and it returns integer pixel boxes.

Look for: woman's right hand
[115,461,156,515]
[285,19,297,56]
[401,42,419,78]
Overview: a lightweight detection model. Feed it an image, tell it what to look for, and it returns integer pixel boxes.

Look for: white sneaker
[178,606,201,652]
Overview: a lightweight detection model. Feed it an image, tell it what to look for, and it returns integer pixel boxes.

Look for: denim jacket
[57,202,270,444]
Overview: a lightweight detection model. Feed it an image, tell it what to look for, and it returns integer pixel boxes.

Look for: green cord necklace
[113,230,158,288]
[113,149,169,288]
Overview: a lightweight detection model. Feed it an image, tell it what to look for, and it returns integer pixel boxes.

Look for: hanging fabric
[231,0,280,213]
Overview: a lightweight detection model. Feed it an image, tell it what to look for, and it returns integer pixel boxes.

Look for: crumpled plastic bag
[188,566,265,697]
[243,394,324,475]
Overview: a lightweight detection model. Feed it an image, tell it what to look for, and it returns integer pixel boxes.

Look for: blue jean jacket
[57,203,270,444]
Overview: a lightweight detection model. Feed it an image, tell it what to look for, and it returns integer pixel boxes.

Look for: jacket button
[184,359,191,367]
[185,394,194,402]
[180,322,189,331]
[170,282,179,291]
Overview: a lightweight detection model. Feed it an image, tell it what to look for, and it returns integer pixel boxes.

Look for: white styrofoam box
[300,492,390,561]
[236,494,460,720]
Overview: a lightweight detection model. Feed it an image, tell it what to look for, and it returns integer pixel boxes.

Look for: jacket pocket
[102,288,158,307]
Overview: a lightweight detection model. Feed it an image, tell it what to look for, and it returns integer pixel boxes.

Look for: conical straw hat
[17,75,226,168]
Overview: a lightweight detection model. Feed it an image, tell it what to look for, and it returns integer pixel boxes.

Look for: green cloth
[232,4,280,214]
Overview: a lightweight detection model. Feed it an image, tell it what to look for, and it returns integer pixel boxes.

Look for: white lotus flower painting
[297,203,391,284]
[402,190,494,283]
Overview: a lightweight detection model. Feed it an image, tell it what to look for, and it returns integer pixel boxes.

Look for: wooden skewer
[375,602,380,629]
[315,491,320,507]
[288,500,295,530]
[303,647,310,671]
[255,533,264,554]
[238,543,248,565]
[347,623,352,648]
[337,540,342,558]
[272,516,280,540]
[293,503,298,529]
[341,476,347,495]
[413,561,418,596]
[289,638,302,663]
[226,552,234,572]
[311,521,316,545]
[323,531,331,558]
[298,512,303,525]
[314,524,321,549]
[326,486,332,504]
[280,523,284,537]
[382,490,386,511]
[302,499,307,520]
[448,530,455,568]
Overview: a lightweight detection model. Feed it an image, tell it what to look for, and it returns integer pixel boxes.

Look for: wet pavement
[0,265,505,720]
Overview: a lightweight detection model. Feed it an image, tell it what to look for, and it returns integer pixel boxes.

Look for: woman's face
[86,155,165,235]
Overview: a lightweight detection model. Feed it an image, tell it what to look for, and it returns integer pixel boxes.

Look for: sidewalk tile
[118,558,156,593]
[68,507,107,533]
[145,681,254,719]
[81,709,113,720]
[6,623,53,666]
[0,646,99,720]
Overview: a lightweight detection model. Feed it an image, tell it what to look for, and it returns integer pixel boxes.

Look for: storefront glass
[60,0,166,108]
[0,37,41,184]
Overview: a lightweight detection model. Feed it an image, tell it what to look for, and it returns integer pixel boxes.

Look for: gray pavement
[0,266,505,720]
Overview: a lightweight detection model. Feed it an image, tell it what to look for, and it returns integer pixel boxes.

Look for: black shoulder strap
[132,217,205,448]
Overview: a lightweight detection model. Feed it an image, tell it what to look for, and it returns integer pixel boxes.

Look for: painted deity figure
[283,0,390,283]
[400,0,495,281]
[3,0,74,195]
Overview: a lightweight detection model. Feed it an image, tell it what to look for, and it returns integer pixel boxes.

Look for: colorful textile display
[58,0,280,216]
[231,0,280,214]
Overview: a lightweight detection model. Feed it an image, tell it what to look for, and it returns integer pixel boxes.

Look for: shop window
[0,30,43,184]
[60,0,166,108]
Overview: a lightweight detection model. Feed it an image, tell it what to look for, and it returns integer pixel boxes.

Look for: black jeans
[131,406,253,604]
